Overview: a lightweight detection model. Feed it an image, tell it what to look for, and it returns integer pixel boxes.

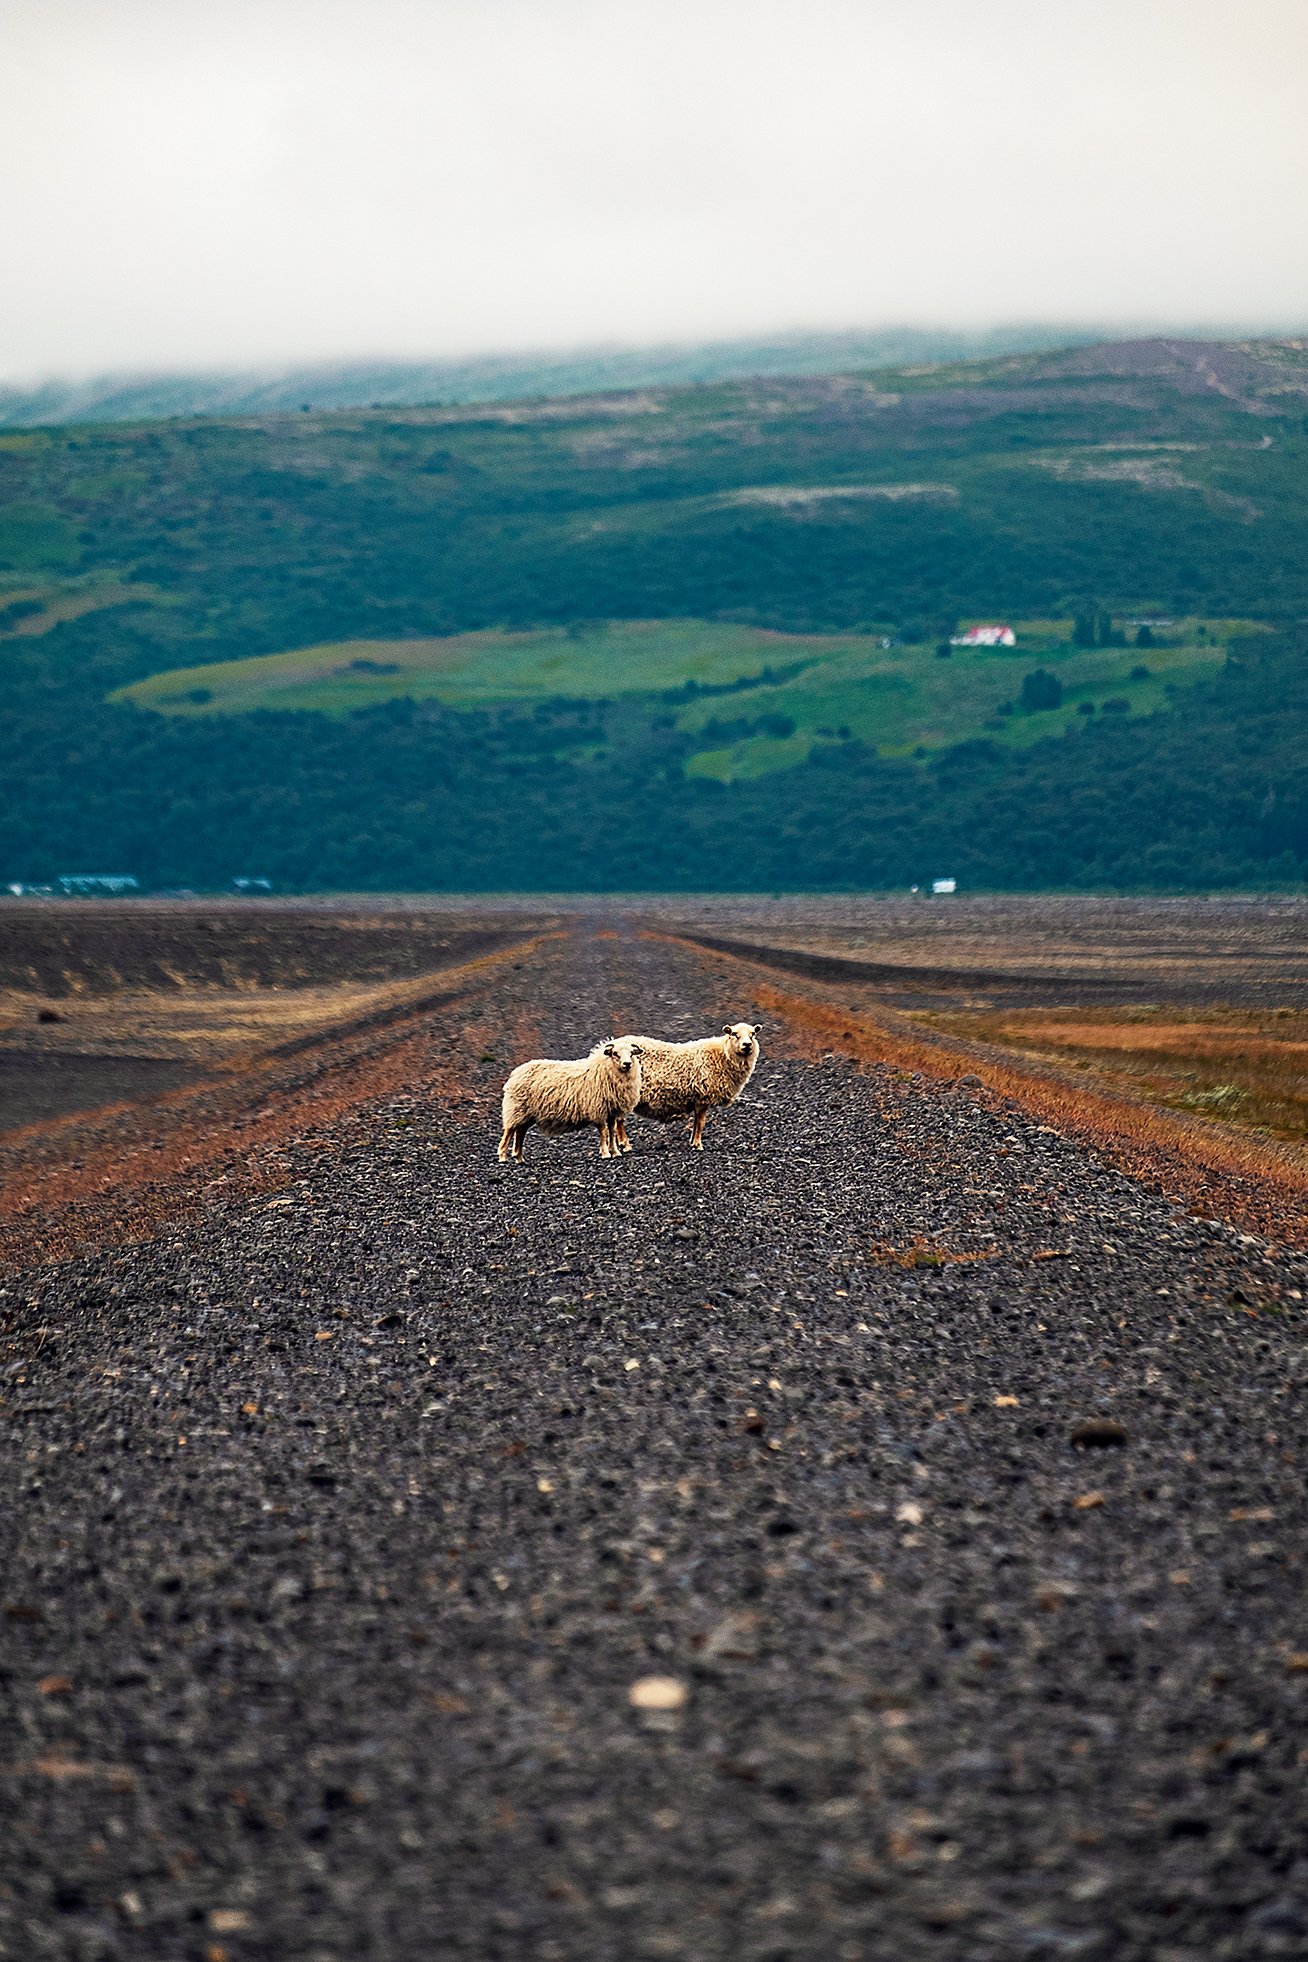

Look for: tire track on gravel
[2,925,1307,1962]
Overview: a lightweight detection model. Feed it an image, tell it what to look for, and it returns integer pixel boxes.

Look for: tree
[1021,669,1063,711]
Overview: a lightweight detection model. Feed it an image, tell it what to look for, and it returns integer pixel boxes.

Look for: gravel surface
[3,929,1308,1961]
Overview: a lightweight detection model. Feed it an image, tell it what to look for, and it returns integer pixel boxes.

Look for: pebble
[628,1677,688,1712]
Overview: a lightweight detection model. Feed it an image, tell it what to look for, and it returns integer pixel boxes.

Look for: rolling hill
[2,335,1307,890]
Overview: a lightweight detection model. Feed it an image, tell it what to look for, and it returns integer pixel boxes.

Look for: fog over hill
[0,324,1123,428]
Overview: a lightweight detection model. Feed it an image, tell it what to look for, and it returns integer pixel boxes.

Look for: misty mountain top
[0,323,1144,429]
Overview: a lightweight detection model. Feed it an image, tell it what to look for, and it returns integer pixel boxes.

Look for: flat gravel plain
[3,930,1308,1962]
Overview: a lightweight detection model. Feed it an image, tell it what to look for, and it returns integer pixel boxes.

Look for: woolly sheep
[612,1021,760,1152]
[497,1038,644,1162]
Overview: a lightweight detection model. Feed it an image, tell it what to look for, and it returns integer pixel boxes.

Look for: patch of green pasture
[685,731,813,782]
[115,620,853,716]
[114,613,1246,784]
[0,572,166,635]
[676,623,1238,779]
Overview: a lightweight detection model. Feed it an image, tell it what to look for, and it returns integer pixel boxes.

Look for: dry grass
[667,935,1308,1246]
[0,973,473,1066]
[636,892,1308,1009]
[917,1005,1308,1145]
[0,938,547,1274]
[865,1235,997,1269]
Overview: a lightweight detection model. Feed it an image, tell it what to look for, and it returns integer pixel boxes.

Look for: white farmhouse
[950,624,1016,647]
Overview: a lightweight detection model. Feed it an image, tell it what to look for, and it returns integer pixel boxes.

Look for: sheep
[612,1021,760,1152]
[497,1037,644,1162]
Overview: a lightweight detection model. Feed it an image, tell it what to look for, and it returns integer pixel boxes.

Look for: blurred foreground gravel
[3,929,1307,1961]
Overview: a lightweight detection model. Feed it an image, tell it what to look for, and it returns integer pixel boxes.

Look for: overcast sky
[4,0,1307,379]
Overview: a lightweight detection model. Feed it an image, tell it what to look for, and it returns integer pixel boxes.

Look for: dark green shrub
[1021,669,1063,710]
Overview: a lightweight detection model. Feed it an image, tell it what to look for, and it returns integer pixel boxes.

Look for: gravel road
[3,928,1308,1961]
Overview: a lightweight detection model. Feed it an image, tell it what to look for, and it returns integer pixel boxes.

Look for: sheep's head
[722,1021,761,1059]
[602,1037,644,1075]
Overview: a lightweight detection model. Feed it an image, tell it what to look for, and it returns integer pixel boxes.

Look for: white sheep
[497,1038,644,1162]
[612,1021,760,1152]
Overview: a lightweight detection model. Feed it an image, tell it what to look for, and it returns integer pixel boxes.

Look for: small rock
[628,1675,687,1712]
[701,1612,760,1660]
[208,1910,251,1934]
[913,1890,976,1928]
[1071,1418,1129,1449]
[1073,1491,1105,1510]
[37,1008,63,1024]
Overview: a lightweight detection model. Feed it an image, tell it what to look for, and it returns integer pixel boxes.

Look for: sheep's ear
[603,1041,617,1055]
[722,1023,734,1034]
[632,1043,644,1054]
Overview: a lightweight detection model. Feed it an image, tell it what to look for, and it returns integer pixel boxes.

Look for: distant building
[931,878,957,895]
[950,624,1016,647]
[57,874,139,895]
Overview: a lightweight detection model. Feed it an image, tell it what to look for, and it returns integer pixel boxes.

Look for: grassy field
[0,571,156,636]
[116,619,804,714]
[0,905,546,1130]
[913,1004,1308,1147]
[652,891,1308,1149]
[115,615,1251,777]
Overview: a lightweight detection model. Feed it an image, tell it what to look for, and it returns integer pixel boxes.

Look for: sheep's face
[603,1038,644,1075]
[722,1021,760,1059]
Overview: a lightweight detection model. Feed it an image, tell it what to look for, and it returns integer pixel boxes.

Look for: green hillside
[3,335,1308,890]
[116,615,1247,780]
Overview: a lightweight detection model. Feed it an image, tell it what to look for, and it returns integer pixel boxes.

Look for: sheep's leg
[598,1119,614,1159]
[497,1124,515,1162]
[512,1124,528,1161]
[691,1106,708,1150]
[614,1117,631,1153]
